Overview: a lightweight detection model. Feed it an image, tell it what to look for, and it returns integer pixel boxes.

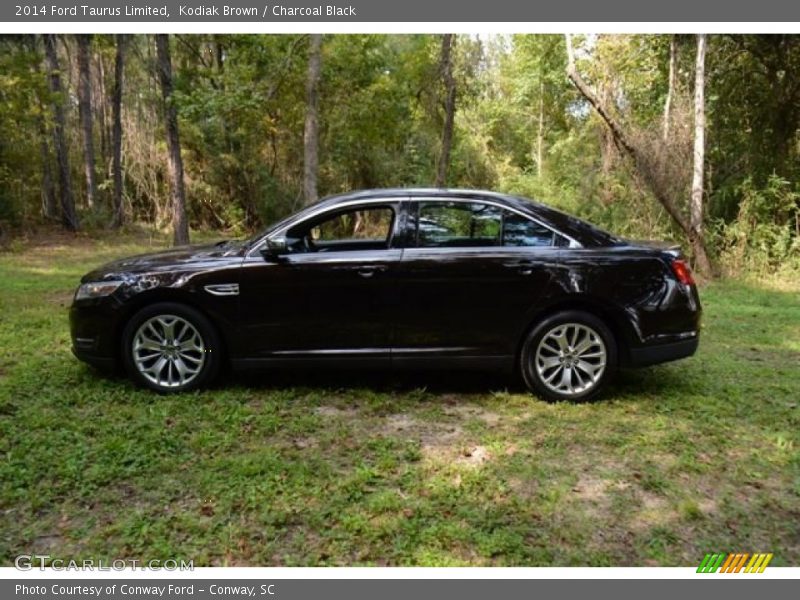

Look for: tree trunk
[435,34,457,188]
[564,34,713,277]
[30,37,58,220]
[536,79,544,177]
[303,34,322,206]
[97,53,109,166]
[663,35,677,142]
[43,34,79,231]
[155,34,190,246]
[690,35,706,240]
[110,34,126,228]
[76,34,98,210]
[37,114,58,220]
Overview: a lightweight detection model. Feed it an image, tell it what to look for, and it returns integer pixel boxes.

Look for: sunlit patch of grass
[0,231,798,566]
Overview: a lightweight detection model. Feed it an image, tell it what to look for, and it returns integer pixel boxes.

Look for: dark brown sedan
[70,189,701,400]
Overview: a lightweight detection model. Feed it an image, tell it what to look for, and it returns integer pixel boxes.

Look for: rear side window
[413,201,561,248]
[417,202,502,248]
[503,213,555,247]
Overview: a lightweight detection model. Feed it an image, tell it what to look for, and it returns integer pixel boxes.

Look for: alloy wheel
[534,322,607,397]
[132,315,206,388]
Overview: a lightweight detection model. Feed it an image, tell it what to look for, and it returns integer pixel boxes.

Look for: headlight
[75,280,125,301]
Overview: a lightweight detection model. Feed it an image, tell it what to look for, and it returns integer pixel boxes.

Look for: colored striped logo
[697,553,773,573]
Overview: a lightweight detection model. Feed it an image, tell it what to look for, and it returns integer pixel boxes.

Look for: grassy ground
[1,230,798,567]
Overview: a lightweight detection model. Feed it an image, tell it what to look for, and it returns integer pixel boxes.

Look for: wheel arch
[516,296,637,367]
[114,289,231,367]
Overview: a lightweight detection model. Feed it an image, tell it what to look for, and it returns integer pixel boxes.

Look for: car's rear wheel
[122,302,221,393]
[521,310,617,402]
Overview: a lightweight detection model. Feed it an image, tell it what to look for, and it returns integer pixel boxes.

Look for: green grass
[1,230,799,566]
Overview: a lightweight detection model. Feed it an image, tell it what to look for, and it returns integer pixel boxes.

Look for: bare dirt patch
[444,402,534,429]
[314,405,359,418]
[456,445,492,467]
[570,475,618,518]
[381,413,417,433]
[444,403,501,424]
[373,411,468,461]
[628,490,675,532]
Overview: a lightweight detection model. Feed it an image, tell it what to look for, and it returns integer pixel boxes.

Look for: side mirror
[260,236,289,261]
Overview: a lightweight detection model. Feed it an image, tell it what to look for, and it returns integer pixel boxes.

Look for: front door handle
[356,265,386,278]
[518,265,534,276]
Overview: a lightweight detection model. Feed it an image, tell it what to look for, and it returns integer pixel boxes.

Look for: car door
[235,201,402,365]
[392,198,563,365]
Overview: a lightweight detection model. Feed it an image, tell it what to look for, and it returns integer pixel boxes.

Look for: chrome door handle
[357,266,386,278]
[504,261,535,276]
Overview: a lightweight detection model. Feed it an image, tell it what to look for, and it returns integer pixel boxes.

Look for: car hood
[81,240,246,282]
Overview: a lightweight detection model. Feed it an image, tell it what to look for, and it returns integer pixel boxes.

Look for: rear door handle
[517,265,534,276]
[503,260,536,276]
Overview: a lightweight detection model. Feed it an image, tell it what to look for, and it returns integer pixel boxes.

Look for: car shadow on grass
[81,360,688,403]
[610,364,698,397]
[219,364,691,403]
[221,366,523,396]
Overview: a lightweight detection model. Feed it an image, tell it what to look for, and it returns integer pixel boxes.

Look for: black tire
[520,310,617,402]
[121,302,221,393]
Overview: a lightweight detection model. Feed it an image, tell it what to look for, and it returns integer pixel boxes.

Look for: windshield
[244,216,286,249]
[243,195,345,249]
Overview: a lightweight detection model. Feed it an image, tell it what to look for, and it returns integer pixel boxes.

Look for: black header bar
[3,0,800,23]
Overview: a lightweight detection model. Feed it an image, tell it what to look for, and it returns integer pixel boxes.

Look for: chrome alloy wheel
[534,323,607,397]
[132,315,206,388]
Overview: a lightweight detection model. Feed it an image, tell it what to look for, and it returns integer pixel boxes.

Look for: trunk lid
[624,239,683,257]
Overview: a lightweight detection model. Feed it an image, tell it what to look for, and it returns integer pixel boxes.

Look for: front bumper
[627,335,699,367]
[71,346,117,371]
[69,300,121,370]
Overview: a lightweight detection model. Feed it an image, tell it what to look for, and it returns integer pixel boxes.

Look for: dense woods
[1,34,798,276]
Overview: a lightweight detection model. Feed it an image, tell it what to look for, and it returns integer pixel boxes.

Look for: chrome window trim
[246,198,403,258]
[246,195,581,257]
[409,197,581,249]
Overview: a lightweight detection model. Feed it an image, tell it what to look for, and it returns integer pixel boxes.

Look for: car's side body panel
[540,247,701,366]
[70,250,245,368]
[392,245,558,358]
[235,248,402,365]
[69,188,702,381]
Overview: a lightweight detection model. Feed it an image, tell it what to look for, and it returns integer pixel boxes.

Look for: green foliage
[715,175,800,276]
[1,34,800,275]
[0,37,50,226]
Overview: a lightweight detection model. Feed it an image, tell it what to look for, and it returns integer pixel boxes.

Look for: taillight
[671,259,695,286]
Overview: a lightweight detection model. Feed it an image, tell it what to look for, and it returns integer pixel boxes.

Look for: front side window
[286,206,394,252]
[414,201,561,248]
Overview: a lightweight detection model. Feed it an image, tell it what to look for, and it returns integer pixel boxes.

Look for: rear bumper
[627,335,699,367]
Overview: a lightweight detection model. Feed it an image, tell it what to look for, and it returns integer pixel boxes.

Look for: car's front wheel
[520,310,617,402]
[122,302,221,393]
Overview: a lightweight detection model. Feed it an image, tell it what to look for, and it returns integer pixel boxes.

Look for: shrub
[715,175,800,276]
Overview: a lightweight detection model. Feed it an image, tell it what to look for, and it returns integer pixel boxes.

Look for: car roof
[316,187,536,209]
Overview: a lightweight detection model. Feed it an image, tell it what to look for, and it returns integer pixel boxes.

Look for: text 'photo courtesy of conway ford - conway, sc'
[70,188,702,401]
